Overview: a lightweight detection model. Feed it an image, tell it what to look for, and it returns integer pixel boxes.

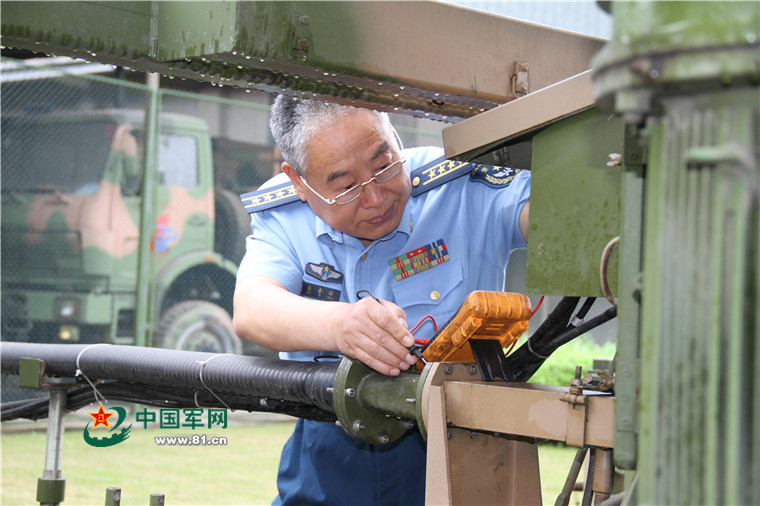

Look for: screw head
[345,387,356,398]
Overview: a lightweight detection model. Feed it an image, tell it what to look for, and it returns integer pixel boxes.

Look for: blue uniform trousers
[274,418,426,505]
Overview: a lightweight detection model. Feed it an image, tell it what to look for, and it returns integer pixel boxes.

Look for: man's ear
[281,162,308,202]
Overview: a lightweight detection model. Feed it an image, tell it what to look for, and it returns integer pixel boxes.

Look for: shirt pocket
[390,258,465,318]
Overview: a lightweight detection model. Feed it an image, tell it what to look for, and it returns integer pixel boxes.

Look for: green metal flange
[332,357,422,445]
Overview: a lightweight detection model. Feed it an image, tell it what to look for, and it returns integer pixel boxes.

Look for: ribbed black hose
[1,343,338,412]
[1,380,339,423]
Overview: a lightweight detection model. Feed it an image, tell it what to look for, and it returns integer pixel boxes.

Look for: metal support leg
[149,493,165,505]
[592,448,615,504]
[105,487,122,506]
[37,390,67,505]
[555,448,588,506]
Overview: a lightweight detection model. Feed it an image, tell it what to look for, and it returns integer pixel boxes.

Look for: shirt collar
[314,202,414,246]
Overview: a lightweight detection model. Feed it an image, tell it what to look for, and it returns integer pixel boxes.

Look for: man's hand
[331,298,417,376]
[233,276,418,377]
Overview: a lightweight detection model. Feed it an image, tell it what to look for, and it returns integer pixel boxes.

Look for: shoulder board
[410,157,475,196]
[240,182,300,214]
[410,156,521,196]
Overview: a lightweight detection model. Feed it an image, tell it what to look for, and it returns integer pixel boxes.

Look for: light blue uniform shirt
[237,146,530,506]
[237,146,531,359]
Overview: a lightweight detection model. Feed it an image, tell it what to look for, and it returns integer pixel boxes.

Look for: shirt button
[430,290,440,301]
[361,253,368,261]
[412,176,421,187]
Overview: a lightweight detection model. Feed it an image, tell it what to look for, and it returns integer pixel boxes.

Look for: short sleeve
[236,209,305,295]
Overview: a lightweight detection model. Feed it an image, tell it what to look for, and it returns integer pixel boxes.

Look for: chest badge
[305,262,344,284]
[388,238,450,281]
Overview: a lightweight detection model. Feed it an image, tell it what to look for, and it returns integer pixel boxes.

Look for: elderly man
[233,95,530,505]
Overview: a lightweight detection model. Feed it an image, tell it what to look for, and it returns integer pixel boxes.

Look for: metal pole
[149,493,165,506]
[592,448,614,504]
[555,448,588,506]
[105,487,122,506]
[37,390,67,505]
[134,71,161,347]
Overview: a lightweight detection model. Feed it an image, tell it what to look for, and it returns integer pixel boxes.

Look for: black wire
[571,297,597,324]
[502,298,612,380]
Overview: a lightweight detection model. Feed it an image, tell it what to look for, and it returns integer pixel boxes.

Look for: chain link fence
[1,62,278,401]
[0,59,450,402]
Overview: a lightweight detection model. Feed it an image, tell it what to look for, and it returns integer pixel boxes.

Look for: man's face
[290,109,411,246]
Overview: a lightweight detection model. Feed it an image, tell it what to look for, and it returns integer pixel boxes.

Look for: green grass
[525,335,616,387]
[3,419,585,505]
[2,422,294,505]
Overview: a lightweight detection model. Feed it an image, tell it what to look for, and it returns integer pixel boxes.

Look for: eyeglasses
[299,158,407,206]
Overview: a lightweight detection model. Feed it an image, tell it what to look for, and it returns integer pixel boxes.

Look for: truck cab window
[158,134,198,187]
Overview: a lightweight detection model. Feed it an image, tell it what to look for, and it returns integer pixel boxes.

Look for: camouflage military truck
[1,108,266,356]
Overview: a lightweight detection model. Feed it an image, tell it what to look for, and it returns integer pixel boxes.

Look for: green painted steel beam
[1,1,603,122]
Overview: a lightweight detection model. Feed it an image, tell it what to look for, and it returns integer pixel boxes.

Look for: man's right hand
[330,297,418,376]
[233,276,418,376]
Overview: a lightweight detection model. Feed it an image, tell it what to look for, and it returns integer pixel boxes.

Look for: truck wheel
[215,189,251,264]
[155,301,243,354]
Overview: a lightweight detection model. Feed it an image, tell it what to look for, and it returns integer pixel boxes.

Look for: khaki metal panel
[441,71,596,160]
[1,1,605,121]
[442,381,615,448]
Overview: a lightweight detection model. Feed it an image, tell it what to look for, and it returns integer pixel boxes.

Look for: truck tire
[155,300,243,354]
[215,189,251,264]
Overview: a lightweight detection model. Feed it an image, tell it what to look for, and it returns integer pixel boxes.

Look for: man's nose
[360,181,384,207]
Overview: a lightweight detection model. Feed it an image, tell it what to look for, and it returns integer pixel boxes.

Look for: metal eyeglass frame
[299,157,408,206]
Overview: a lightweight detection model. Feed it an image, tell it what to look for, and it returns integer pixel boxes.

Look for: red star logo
[88,403,114,429]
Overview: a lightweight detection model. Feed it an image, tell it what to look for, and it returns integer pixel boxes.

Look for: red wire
[410,315,437,345]
[504,338,519,356]
[530,296,545,318]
